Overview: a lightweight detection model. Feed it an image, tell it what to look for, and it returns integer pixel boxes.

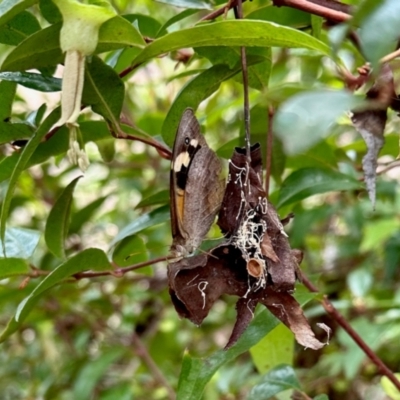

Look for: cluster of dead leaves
[168,144,326,350]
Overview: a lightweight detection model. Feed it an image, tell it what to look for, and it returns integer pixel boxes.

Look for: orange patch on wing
[176,189,185,226]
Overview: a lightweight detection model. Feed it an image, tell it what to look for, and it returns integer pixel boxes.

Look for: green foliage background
[0,0,399,399]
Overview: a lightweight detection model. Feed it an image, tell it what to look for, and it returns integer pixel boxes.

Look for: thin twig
[299,270,400,393]
[131,332,175,400]
[377,161,400,176]
[73,256,170,280]
[199,0,247,22]
[380,48,400,64]
[265,106,274,198]
[235,1,251,167]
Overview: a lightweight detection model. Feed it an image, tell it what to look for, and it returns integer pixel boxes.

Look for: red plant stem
[299,270,400,392]
[73,256,169,279]
[272,0,351,22]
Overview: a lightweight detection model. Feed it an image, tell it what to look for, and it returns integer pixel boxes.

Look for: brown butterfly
[170,108,224,259]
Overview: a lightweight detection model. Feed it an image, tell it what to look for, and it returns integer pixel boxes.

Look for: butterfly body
[170,108,224,259]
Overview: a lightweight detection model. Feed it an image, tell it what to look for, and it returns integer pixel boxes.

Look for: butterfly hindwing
[170,108,224,258]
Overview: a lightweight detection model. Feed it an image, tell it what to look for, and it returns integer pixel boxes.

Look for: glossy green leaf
[1,23,62,71]
[248,364,301,400]
[176,310,279,400]
[96,15,146,52]
[0,10,40,45]
[0,227,40,258]
[45,176,82,259]
[109,205,170,248]
[0,80,16,120]
[1,16,144,72]
[273,90,364,154]
[0,71,61,92]
[250,324,294,374]
[0,0,38,27]
[131,20,331,67]
[162,64,242,147]
[83,56,124,127]
[359,0,400,66]
[277,168,362,208]
[39,0,62,24]
[0,108,61,254]
[0,258,29,279]
[156,0,212,9]
[0,248,112,342]
[137,190,169,208]
[73,349,126,400]
[0,121,111,184]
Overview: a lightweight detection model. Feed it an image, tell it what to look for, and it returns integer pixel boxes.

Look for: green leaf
[176,310,279,400]
[1,23,62,71]
[381,374,400,400]
[83,55,124,127]
[131,20,331,67]
[137,190,169,208]
[248,364,301,400]
[109,205,170,248]
[112,235,147,267]
[0,258,29,279]
[313,395,329,400]
[277,167,362,208]
[1,16,144,72]
[39,0,62,24]
[156,9,199,38]
[196,46,271,91]
[0,108,61,254]
[0,227,40,258]
[250,324,294,374]
[0,248,112,342]
[359,0,400,66]
[0,121,33,145]
[69,196,108,233]
[124,13,162,37]
[156,0,212,10]
[0,80,16,120]
[45,176,82,259]
[273,89,364,154]
[311,15,323,39]
[247,5,311,28]
[0,71,61,92]
[162,64,242,147]
[96,15,146,52]
[0,0,38,27]
[73,348,126,400]
[0,10,40,45]
[360,219,399,252]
